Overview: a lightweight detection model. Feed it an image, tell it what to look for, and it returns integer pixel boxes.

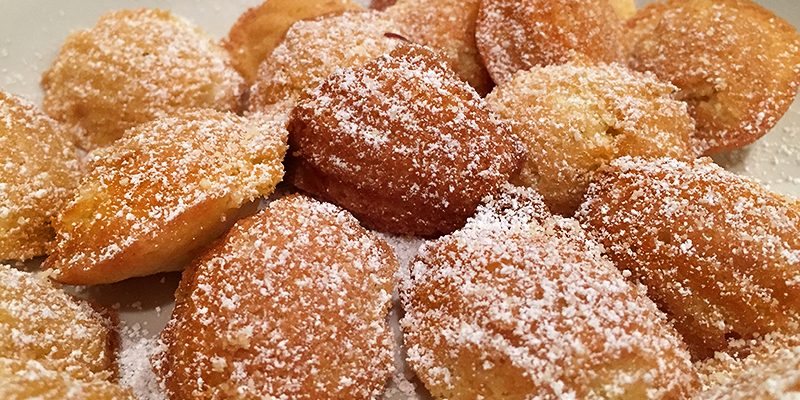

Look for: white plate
[1,1,798,399]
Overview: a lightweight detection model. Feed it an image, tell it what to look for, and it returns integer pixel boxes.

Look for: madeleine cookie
[223,0,362,84]
[486,61,693,214]
[0,92,80,261]
[627,0,800,154]
[0,265,115,380]
[0,359,134,400]
[249,11,405,109]
[385,0,493,94]
[578,157,800,358]
[476,0,623,84]
[402,187,697,399]
[288,43,524,236]
[42,9,243,149]
[45,110,287,284]
[156,195,397,399]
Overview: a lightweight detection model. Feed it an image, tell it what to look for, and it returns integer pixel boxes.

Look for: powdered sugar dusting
[486,61,693,214]
[45,109,287,284]
[41,8,244,149]
[696,332,800,399]
[378,233,427,399]
[0,358,134,399]
[578,156,800,357]
[250,10,405,109]
[0,1,798,398]
[475,0,623,84]
[0,264,115,380]
[0,92,80,261]
[401,186,696,398]
[626,0,800,154]
[118,332,166,400]
[385,0,491,94]
[289,43,524,235]
[155,195,397,398]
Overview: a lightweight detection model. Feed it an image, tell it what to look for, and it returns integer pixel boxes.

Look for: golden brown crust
[620,1,669,58]
[155,194,397,399]
[610,0,636,19]
[249,11,405,110]
[385,0,493,94]
[42,8,244,150]
[486,62,693,215]
[577,157,800,359]
[696,333,800,399]
[223,0,363,84]
[288,43,524,236]
[475,0,624,84]
[626,0,800,154]
[0,359,134,400]
[0,92,80,261]
[370,0,397,10]
[44,110,287,285]
[402,186,698,399]
[0,265,116,380]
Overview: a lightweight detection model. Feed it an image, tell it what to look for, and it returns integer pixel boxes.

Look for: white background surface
[0,0,797,399]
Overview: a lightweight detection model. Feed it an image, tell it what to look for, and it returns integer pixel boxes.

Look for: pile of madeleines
[1,0,799,398]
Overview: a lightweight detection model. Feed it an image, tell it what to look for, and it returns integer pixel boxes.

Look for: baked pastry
[696,333,800,399]
[156,194,397,399]
[249,11,405,109]
[385,0,493,94]
[485,61,693,215]
[223,0,362,84]
[475,0,624,84]
[288,43,524,236]
[0,359,134,400]
[0,92,80,261]
[626,0,800,154]
[0,265,115,380]
[401,186,698,399]
[370,0,396,10]
[610,0,636,19]
[42,8,243,149]
[578,157,800,358]
[45,109,287,284]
